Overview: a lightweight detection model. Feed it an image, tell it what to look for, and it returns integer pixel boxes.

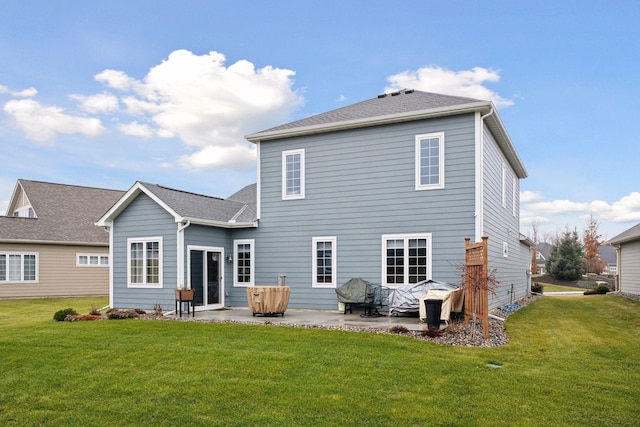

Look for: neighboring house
[98,89,530,312]
[598,245,617,275]
[535,242,552,274]
[536,242,617,276]
[606,223,640,295]
[0,179,125,299]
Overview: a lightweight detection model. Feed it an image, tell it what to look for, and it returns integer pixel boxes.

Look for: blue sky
[1,0,639,241]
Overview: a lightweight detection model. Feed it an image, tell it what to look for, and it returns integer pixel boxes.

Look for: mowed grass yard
[0,296,638,426]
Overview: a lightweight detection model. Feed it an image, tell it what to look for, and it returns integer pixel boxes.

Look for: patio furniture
[175,288,195,318]
[247,286,290,316]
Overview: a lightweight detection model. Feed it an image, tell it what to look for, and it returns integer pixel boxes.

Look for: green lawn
[1,296,639,426]
[541,283,585,293]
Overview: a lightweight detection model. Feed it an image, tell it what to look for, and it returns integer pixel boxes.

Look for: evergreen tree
[546,229,586,281]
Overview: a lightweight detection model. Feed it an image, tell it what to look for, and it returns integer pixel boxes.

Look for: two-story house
[97,89,530,312]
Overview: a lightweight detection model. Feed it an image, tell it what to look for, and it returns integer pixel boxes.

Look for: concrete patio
[170,306,432,332]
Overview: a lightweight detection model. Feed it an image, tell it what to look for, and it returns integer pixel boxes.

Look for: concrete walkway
[171,306,430,331]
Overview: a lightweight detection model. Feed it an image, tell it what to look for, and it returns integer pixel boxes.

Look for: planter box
[175,289,195,301]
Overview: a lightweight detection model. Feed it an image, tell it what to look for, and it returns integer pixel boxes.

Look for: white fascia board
[96,182,182,226]
[483,113,528,179]
[0,239,108,247]
[182,217,258,229]
[245,102,491,143]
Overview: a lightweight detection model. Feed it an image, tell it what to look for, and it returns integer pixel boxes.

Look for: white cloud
[3,98,105,143]
[12,87,38,97]
[95,69,136,91]
[118,121,154,137]
[385,66,514,108]
[0,85,38,97]
[520,190,541,204]
[522,191,640,236]
[70,92,119,114]
[95,49,303,169]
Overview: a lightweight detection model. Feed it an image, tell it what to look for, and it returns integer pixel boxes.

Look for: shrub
[89,305,102,316]
[105,309,140,320]
[596,285,609,294]
[420,326,442,338]
[390,325,409,334]
[531,282,543,294]
[53,308,77,322]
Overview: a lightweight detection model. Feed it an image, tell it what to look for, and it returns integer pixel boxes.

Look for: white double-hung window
[282,149,305,200]
[415,132,445,190]
[312,237,336,288]
[234,239,254,287]
[0,252,38,283]
[382,234,431,286]
[127,237,162,288]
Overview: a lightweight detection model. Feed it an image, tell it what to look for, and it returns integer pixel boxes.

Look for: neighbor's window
[234,239,254,287]
[127,237,162,287]
[77,253,109,267]
[282,149,305,200]
[415,132,445,190]
[0,252,38,283]
[313,237,336,288]
[382,234,431,286]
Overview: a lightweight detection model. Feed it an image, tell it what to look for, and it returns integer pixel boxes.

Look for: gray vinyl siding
[111,194,178,310]
[481,123,530,308]
[255,115,477,309]
[619,240,640,295]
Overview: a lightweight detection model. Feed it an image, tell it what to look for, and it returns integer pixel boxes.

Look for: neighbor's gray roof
[140,182,257,224]
[606,223,640,246]
[246,89,527,179]
[0,179,125,244]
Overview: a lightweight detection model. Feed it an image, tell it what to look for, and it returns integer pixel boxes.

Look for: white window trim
[381,233,432,287]
[415,132,445,191]
[76,253,109,267]
[282,149,305,200]
[233,239,255,287]
[0,252,39,283]
[127,237,163,288]
[312,236,337,288]
[502,162,507,208]
[512,176,517,218]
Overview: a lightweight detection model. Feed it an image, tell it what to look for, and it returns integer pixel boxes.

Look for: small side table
[175,289,195,318]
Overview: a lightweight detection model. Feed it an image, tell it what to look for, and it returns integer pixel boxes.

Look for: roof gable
[0,179,125,244]
[97,182,257,228]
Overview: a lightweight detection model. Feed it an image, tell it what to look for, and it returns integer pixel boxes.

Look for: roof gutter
[179,217,258,228]
[0,239,108,247]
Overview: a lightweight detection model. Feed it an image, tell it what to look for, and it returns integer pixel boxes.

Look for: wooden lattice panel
[464,236,489,339]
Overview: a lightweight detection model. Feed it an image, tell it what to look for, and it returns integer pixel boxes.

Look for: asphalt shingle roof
[141,182,257,224]
[607,222,640,245]
[0,180,125,244]
[256,89,483,134]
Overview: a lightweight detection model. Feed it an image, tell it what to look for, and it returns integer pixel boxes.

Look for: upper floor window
[13,206,35,218]
[77,253,109,267]
[313,237,336,288]
[0,252,38,282]
[127,237,162,288]
[234,239,254,287]
[415,132,445,190]
[282,149,305,200]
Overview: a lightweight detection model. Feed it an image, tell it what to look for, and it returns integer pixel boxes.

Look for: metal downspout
[177,220,191,289]
[477,106,495,240]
